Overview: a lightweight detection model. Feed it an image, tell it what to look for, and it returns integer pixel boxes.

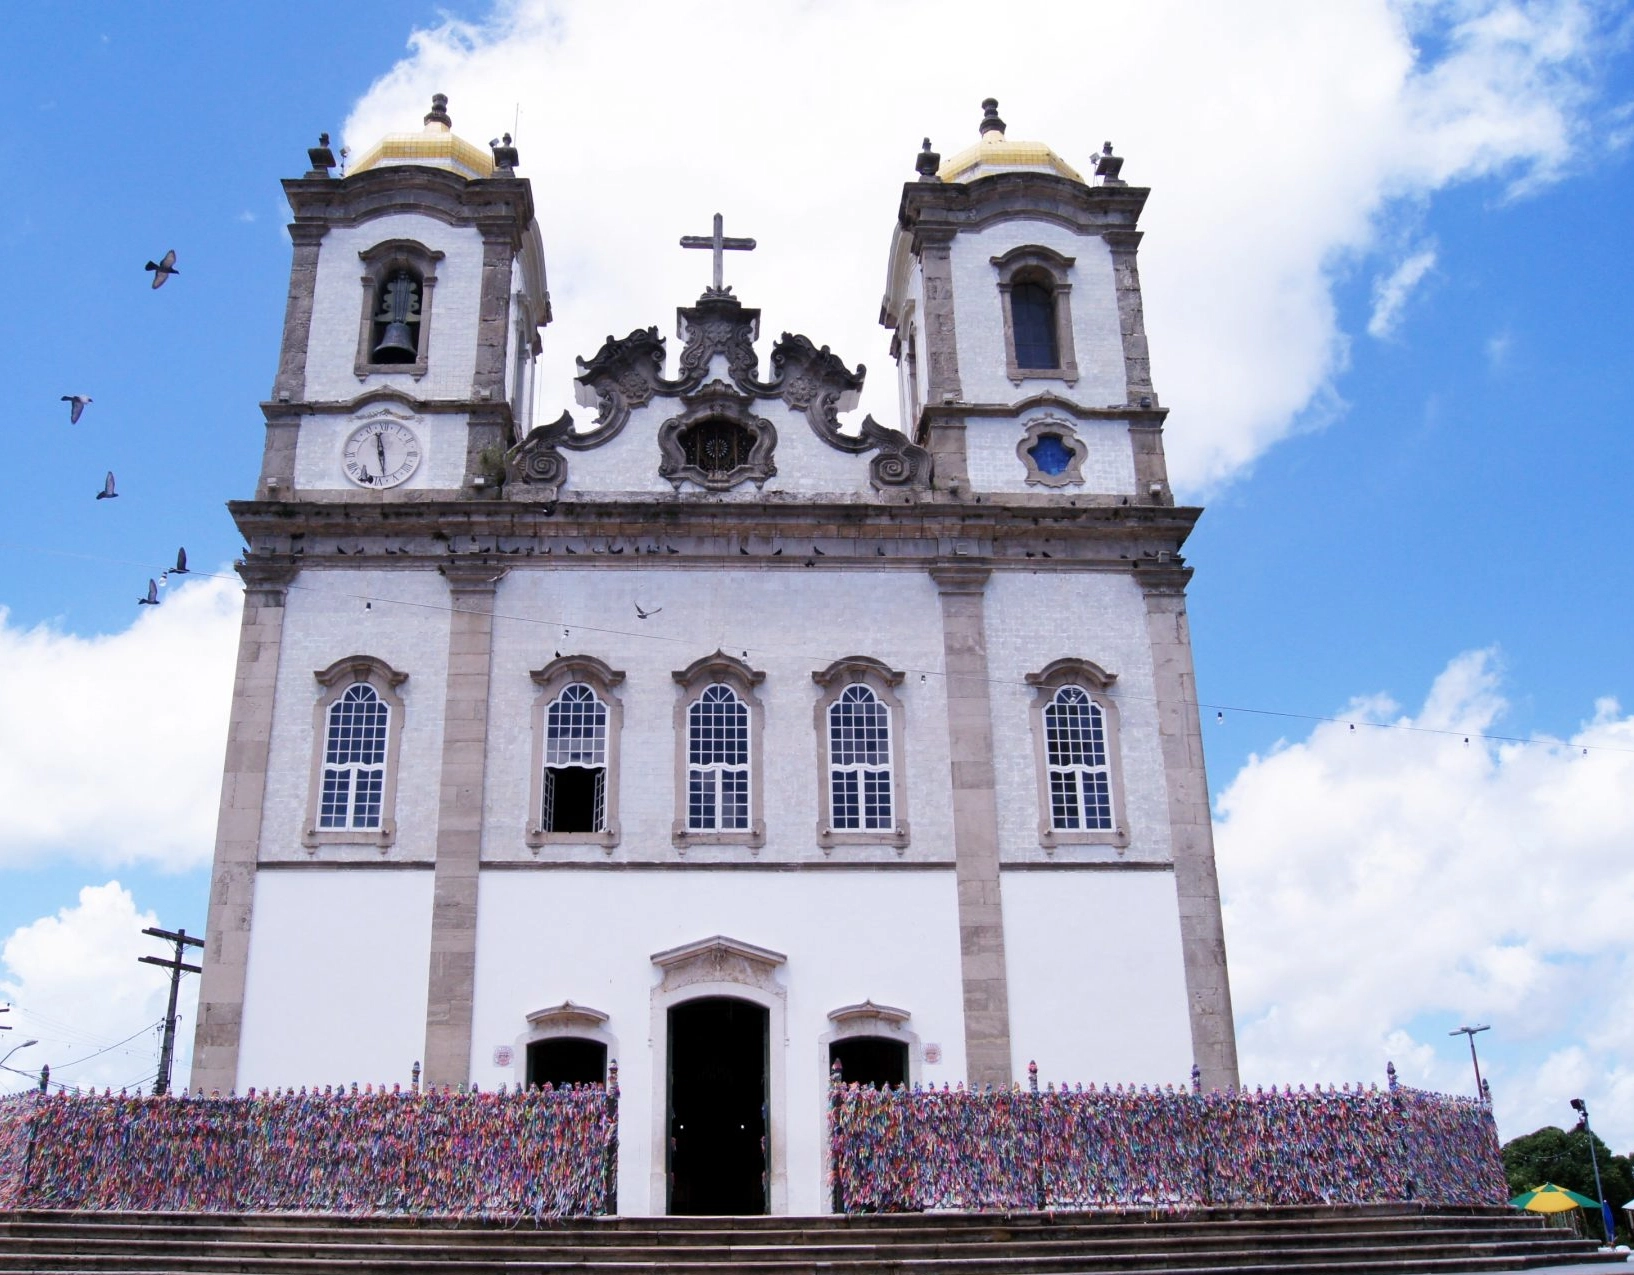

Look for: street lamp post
[0,1039,38,1071]
[1570,1099,1615,1244]
[1448,1024,1489,1096]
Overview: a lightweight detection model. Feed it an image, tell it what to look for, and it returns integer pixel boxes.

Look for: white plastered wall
[982,570,1172,864]
[237,868,434,1089]
[1000,869,1193,1085]
[258,569,451,864]
[965,413,1137,496]
[467,868,967,1215]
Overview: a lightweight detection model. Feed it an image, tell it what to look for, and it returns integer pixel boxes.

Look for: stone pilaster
[272,226,324,402]
[1141,570,1239,1090]
[918,232,969,493]
[473,232,515,401]
[189,559,298,1094]
[422,564,506,1086]
[1104,230,1156,407]
[930,564,1012,1086]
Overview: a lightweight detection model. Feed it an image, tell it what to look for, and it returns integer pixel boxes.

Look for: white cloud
[0,575,242,870]
[0,882,198,1095]
[1216,649,1634,1148]
[1486,328,1514,366]
[1367,246,1439,337]
[340,0,1617,493]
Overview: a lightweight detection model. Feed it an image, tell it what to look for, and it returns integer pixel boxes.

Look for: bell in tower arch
[372,270,422,364]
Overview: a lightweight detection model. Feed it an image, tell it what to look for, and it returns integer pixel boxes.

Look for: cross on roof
[679,213,756,294]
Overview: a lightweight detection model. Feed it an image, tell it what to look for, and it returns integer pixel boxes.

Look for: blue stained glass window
[1028,433,1073,476]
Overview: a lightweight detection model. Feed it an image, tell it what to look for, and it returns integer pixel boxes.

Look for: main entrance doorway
[667,996,768,1214]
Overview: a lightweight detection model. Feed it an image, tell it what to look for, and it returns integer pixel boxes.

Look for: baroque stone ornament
[657,382,777,491]
[559,288,930,493]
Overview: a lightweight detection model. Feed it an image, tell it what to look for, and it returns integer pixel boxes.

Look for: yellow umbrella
[1510,1183,1599,1213]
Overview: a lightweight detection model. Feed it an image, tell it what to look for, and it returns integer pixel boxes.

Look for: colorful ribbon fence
[829,1068,1507,1213]
[0,1081,617,1218]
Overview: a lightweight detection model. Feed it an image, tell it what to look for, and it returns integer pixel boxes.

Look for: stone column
[1104,230,1156,408]
[1142,571,1239,1090]
[930,565,1013,1086]
[467,231,518,488]
[918,231,969,493]
[189,559,297,1094]
[272,225,324,402]
[422,564,506,1086]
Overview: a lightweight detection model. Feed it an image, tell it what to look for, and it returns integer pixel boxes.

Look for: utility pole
[139,926,203,1095]
[1448,1024,1489,1096]
[1570,1099,1615,1244]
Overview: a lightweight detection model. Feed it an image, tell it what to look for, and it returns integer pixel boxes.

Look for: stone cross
[680,213,756,293]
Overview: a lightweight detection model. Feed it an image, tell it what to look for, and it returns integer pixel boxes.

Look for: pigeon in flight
[95,471,118,500]
[634,601,663,620]
[60,395,92,424]
[138,579,160,606]
[172,547,189,574]
[145,250,179,288]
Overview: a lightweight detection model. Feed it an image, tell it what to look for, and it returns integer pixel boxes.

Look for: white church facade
[191,96,1238,1216]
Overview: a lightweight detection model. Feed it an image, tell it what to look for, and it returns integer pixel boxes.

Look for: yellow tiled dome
[348,94,495,181]
[936,100,1084,184]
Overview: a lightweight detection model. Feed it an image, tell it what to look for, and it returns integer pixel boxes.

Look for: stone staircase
[0,1204,1621,1274]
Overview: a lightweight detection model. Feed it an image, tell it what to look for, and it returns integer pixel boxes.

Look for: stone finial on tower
[979,98,1006,137]
[424,93,452,130]
[491,132,519,171]
[915,138,940,181]
[307,132,336,177]
[1095,140,1125,186]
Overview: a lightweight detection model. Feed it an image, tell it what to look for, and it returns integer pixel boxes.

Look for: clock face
[342,419,422,489]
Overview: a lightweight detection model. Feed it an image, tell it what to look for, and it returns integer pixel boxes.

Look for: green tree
[1502,1125,1633,1241]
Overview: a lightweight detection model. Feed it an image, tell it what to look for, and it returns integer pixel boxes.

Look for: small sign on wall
[923,1043,942,1065]
[492,1046,514,1067]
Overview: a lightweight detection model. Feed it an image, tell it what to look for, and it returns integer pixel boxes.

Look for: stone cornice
[898,172,1149,244]
[921,396,1170,425]
[282,165,535,235]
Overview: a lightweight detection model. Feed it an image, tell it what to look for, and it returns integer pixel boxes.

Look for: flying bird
[95,471,118,500]
[138,579,160,606]
[60,395,92,424]
[634,602,663,620]
[145,250,179,288]
[172,547,189,574]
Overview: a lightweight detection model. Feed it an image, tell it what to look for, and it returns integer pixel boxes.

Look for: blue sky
[2,1,1632,1146]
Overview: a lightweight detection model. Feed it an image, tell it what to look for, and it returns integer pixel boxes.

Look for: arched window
[672,652,765,848]
[1026,658,1128,850]
[528,655,624,849]
[304,655,408,848]
[991,245,1079,384]
[542,684,608,833]
[1011,280,1059,369]
[1044,687,1111,830]
[689,685,750,830]
[828,686,892,830]
[812,657,909,850]
[320,684,389,829]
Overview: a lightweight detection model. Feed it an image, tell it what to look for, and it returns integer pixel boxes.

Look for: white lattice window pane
[1050,769,1082,830]
[689,686,748,765]
[540,767,555,830]
[327,685,388,766]
[1045,687,1097,768]
[832,769,860,829]
[1080,772,1112,830]
[829,687,890,766]
[721,768,749,829]
[688,768,715,829]
[861,769,893,829]
[545,684,607,766]
[592,768,606,831]
[352,768,384,827]
[319,769,351,828]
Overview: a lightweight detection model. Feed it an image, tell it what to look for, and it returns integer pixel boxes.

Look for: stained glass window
[1028,432,1073,476]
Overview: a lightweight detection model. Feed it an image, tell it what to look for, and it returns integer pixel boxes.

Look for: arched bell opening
[371,269,424,364]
